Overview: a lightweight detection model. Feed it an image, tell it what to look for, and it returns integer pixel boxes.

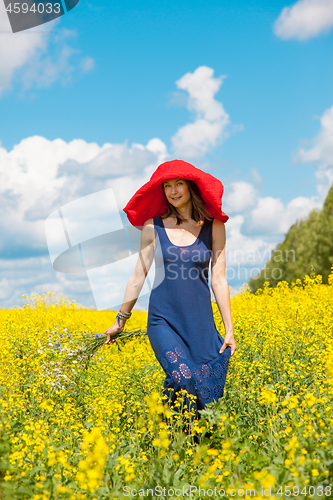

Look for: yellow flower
[161,439,170,449]
[261,473,276,489]
[207,449,219,456]
[259,387,278,405]
[56,486,67,493]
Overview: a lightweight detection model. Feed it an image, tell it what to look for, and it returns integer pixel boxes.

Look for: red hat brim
[123,159,229,228]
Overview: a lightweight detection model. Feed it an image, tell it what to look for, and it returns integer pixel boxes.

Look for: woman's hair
[160,179,213,226]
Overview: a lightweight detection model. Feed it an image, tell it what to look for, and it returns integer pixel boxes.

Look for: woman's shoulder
[212,217,225,227]
[212,218,226,242]
[143,217,155,227]
[141,218,156,249]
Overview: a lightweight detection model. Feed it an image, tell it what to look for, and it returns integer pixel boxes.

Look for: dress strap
[153,217,161,227]
[152,217,163,236]
[152,217,164,249]
[202,218,213,251]
[209,218,214,250]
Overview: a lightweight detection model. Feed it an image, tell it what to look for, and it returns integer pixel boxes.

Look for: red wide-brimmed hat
[123,159,229,228]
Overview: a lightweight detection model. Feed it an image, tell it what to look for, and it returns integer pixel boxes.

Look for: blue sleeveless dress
[147,217,231,421]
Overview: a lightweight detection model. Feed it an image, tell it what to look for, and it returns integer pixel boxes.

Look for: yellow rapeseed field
[0,269,333,499]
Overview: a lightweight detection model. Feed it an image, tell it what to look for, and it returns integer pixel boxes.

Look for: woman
[105,159,236,421]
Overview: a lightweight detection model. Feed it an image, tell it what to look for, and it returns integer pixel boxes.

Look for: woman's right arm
[104,218,155,344]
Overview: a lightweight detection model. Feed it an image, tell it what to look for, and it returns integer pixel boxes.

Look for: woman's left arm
[211,219,237,356]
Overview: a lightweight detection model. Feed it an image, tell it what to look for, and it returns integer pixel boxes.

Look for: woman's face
[162,178,191,207]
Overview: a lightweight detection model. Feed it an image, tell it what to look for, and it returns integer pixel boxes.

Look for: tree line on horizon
[249,183,333,292]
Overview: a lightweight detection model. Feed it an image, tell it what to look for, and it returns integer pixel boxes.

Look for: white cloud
[75,141,164,178]
[0,255,91,307]
[21,31,78,90]
[0,4,95,96]
[295,105,333,200]
[314,168,333,200]
[0,135,168,261]
[297,106,333,165]
[223,181,258,214]
[223,216,276,290]
[171,66,232,159]
[226,215,273,264]
[0,3,46,95]
[274,0,333,41]
[221,191,322,288]
[176,66,227,122]
[0,134,168,308]
[249,195,320,234]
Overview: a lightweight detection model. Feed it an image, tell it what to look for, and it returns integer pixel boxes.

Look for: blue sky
[1,0,333,309]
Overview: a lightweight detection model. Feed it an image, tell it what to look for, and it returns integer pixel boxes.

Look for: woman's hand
[219,331,237,357]
[104,319,124,345]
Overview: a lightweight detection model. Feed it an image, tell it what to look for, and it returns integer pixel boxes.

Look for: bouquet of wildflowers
[37,325,148,370]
